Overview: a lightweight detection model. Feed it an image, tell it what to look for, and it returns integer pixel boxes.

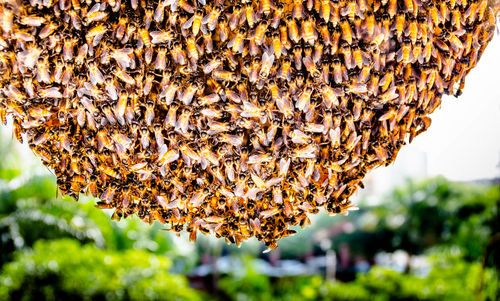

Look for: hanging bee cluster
[0,0,498,248]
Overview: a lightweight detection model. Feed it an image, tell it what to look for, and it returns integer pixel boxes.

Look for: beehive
[0,0,498,249]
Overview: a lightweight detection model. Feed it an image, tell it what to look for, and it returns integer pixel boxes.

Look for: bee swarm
[0,0,498,248]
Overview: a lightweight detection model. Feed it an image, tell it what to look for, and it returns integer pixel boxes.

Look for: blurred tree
[372,177,500,267]
[323,177,500,270]
[0,239,202,301]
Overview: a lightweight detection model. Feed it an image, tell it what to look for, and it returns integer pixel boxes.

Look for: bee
[379,67,394,92]
[35,57,51,84]
[182,8,204,36]
[84,10,108,26]
[477,0,488,21]
[286,15,301,43]
[88,61,105,85]
[292,0,305,19]
[320,0,331,22]
[112,91,127,126]
[245,3,256,28]
[126,94,140,124]
[341,0,357,21]
[185,35,200,63]
[339,17,353,44]
[428,2,439,26]
[254,20,269,45]
[341,44,354,70]
[443,30,464,53]
[301,17,317,45]
[406,16,418,44]
[397,39,412,63]
[114,67,136,86]
[202,5,223,31]
[142,72,156,97]
[351,43,365,68]
[271,3,284,28]
[228,27,246,53]
[229,3,244,30]
[86,23,108,46]
[258,51,275,79]
[303,56,321,79]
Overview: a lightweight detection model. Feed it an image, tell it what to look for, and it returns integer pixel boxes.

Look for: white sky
[402,34,500,181]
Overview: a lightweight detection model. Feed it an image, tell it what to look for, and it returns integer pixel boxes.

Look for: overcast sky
[401,34,500,181]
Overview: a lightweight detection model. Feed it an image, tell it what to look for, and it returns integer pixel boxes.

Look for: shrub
[0,239,201,301]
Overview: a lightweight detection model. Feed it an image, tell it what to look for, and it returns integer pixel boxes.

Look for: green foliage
[0,170,187,266]
[218,257,274,301]
[323,257,499,301]
[381,178,500,262]
[325,177,500,263]
[0,175,111,265]
[0,239,201,301]
[218,253,499,301]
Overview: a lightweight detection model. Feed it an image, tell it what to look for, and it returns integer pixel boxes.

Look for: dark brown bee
[0,0,497,249]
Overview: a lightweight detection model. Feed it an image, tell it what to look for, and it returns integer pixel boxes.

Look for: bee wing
[90,67,105,85]
[113,133,132,149]
[96,132,109,152]
[226,134,244,147]
[201,11,213,24]
[158,144,168,160]
[291,129,310,144]
[350,83,367,93]
[244,187,262,200]
[380,86,399,103]
[304,123,323,133]
[201,148,219,166]
[265,177,283,188]
[129,162,148,172]
[279,157,290,177]
[250,172,267,189]
[182,16,195,29]
[296,92,311,112]
[225,163,235,182]
[112,48,133,68]
[260,208,279,219]
[203,61,216,74]
[262,51,275,67]
[189,191,206,207]
[361,51,372,65]
[39,87,63,98]
[273,188,283,204]
[80,96,97,114]
[302,56,314,69]
[249,218,261,232]
[241,101,261,118]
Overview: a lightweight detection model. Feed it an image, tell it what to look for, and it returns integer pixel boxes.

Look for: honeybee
[339,17,353,44]
[341,0,357,21]
[182,8,204,36]
[270,2,284,28]
[301,17,317,45]
[285,15,300,43]
[292,0,305,19]
[258,51,275,80]
[245,2,257,28]
[113,67,136,86]
[303,57,321,79]
[228,27,246,53]
[254,20,269,45]
[397,39,412,63]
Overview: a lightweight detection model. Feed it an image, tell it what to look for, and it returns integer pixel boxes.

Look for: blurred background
[1,30,499,301]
